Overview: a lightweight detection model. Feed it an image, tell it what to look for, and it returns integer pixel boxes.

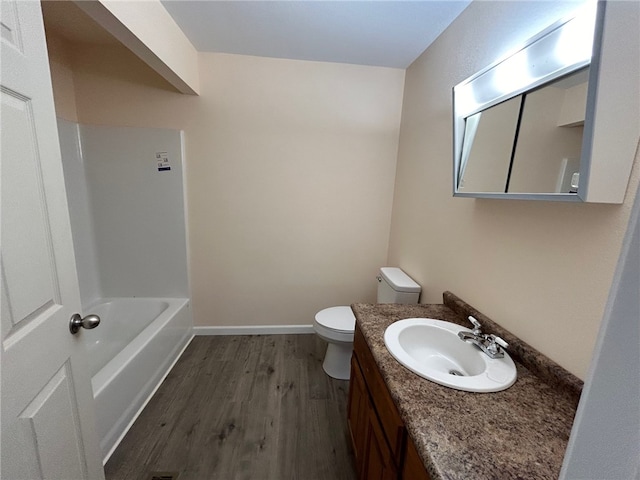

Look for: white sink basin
[384,318,517,393]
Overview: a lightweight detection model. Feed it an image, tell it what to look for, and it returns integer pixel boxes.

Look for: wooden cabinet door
[347,355,369,477]
[354,326,405,462]
[402,435,431,480]
[364,402,398,480]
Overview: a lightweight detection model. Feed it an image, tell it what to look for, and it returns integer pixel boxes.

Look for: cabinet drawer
[354,325,405,463]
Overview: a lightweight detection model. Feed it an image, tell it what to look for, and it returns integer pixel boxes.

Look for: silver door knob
[69,313,101,334]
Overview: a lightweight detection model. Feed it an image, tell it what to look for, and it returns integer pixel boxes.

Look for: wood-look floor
[105,335,357,480]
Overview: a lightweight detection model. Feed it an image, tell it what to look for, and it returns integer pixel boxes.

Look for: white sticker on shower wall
[156,151,171,172]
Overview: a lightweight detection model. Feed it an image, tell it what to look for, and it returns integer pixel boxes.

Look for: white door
[1,1,104,479]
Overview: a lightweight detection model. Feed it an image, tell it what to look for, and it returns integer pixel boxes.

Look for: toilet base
[321,342,353,380]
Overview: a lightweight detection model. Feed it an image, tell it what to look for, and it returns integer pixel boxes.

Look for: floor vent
[148,472,180,480]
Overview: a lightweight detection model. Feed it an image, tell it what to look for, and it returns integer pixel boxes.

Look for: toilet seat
[314,306,355,346]
[313,306,355,380]
[314,306,355,333]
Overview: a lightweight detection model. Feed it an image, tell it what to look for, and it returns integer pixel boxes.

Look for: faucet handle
[492,335,508,349]
[487,334,509,356]
[468,316,482,332]
[483,334,508,358]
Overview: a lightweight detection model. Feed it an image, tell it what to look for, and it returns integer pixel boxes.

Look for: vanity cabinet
[347,325,431,480]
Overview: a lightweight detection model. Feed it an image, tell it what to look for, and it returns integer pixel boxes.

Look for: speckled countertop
[351,292,583,480]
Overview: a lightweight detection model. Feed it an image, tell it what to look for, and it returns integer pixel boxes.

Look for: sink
[384,318,517,393]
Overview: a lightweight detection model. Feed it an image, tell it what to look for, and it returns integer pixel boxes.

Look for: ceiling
[42,1,471,70]
[161,1,471,68]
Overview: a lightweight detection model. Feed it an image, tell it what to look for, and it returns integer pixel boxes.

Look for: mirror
[453,2,603,201]
[458,68,588,194]
[458,95,522,193]
[510,68,587,194]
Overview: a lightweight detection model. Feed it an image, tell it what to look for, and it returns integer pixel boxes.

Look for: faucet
[458,316,508,359]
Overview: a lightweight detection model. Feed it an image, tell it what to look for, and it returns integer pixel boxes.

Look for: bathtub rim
[102,332,193,465]
[91,297,189,397]
[89,296,193,464]
[83,297,172,378]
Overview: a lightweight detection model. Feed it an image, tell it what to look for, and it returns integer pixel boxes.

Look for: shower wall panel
[80,124,189,299]
[58,118,102,306]
[59,120,189,301]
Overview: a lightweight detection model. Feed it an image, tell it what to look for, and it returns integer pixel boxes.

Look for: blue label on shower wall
[156,151,171,172]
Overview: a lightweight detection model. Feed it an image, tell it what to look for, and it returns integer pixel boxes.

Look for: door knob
[69,313,101,334]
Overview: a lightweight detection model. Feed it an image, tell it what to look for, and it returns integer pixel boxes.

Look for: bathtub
[82,297,193,463]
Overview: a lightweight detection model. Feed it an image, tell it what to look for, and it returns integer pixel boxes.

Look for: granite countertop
[351,292,583,480]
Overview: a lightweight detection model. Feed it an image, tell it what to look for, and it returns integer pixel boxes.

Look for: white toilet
[314,267,421,380]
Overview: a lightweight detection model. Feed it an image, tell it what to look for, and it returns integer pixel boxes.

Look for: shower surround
[58,119,192,461]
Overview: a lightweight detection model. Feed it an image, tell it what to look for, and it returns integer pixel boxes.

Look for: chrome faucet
[458,316,508,359]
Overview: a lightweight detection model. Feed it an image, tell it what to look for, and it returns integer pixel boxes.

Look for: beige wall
[388,1,640,379]
[49,41,405,328]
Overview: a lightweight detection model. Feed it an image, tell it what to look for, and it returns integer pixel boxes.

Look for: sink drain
[449,369,465,376]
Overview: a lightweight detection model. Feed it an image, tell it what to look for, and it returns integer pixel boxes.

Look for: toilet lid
[315,306,355,333]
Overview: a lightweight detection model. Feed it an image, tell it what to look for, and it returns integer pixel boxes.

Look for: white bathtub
[82,297,193,463]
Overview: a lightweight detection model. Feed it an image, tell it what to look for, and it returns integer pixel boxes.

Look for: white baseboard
[193,325,315,336]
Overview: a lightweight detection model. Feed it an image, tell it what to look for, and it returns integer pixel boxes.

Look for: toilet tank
[377,267,421,304]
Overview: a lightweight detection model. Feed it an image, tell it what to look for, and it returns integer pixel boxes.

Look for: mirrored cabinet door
[458,96,521,193]
[509,69,587,194]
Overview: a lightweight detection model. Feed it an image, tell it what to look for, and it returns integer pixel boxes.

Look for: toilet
[314,267,421,380]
